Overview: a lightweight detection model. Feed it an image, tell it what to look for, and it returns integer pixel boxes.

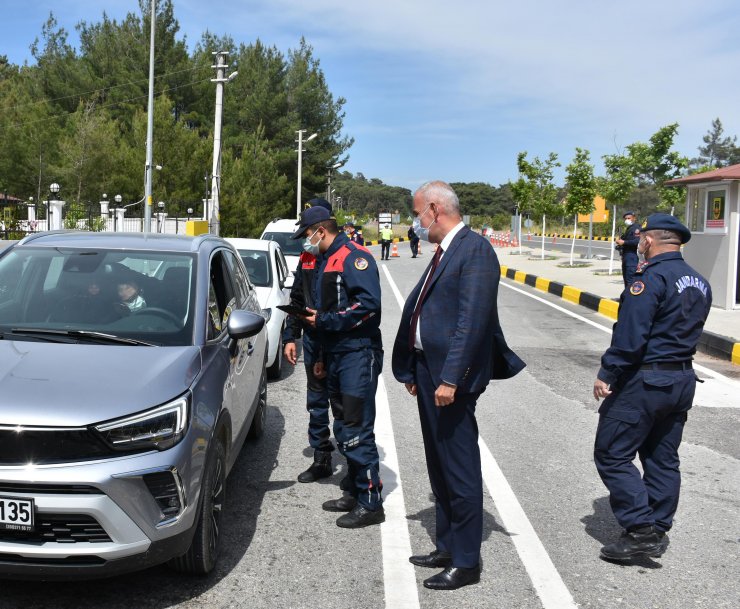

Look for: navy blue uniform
[619,222,641,287]
[595,251,711,533]
[315,232,383,510]
[283,252,333,454]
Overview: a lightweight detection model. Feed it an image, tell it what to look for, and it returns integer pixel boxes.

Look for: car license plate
[0,496,34,531]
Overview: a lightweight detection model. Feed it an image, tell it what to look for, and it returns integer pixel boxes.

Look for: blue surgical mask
[412,205,435,242]
[302,228,321,256]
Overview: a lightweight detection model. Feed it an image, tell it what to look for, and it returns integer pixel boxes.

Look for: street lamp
[187,207,193,219]
[48,183,60,228]
[296,129,318,218]
[157,201,165,233]
[326,160,344,201]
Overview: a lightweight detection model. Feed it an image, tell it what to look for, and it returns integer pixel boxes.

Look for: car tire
[266,329,283,380]
[168,439,226,575]
[247,365,267,440]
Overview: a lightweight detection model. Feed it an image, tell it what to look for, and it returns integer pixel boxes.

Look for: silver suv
[0,231,267,579]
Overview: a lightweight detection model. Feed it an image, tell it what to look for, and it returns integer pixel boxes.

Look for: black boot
[298,450,333,483]
[600,525,668,561]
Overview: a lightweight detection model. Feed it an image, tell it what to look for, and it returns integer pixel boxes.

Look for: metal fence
[0,203,204,240]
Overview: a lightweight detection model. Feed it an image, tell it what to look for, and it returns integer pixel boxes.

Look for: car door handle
[247,341,255,356]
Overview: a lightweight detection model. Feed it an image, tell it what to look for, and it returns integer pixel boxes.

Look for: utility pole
[210,51,237,236]
[296,129,317,218]
[143,0,156,233]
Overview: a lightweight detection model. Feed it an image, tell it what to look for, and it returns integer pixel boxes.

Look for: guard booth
[666,164,740,310]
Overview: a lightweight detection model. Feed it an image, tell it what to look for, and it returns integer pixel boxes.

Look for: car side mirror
[282,275,294,290]
[227,310,265,340]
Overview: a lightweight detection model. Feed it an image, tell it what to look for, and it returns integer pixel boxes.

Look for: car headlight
[261,308,272,322]
[94,396,189,452]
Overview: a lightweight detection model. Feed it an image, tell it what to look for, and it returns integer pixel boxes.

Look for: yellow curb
[562,285,581,305]
[535,277,550,292]
[732,343,740,366]
[514,270,527,284]
[598,299,619,320]
[500,265,508,276]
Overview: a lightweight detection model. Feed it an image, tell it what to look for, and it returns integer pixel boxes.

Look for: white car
[227,238,292,379]
[260,218,303,276]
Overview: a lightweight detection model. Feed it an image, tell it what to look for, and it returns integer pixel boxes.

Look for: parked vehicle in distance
[0,231,267,579]
[226,238,292,379]
[260,218,303,275]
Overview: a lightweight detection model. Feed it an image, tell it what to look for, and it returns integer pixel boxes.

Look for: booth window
[704,188,728,233]
[689,190,705,232]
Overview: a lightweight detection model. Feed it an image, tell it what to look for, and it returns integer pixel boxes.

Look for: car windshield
[238,250,272,288]
[0,246,197,346]
[261,232,302,256]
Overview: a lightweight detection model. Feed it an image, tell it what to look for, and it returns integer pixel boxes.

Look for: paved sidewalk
[495,244,740,365]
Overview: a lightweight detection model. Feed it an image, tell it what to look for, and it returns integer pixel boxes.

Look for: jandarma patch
[630,281,645,295]
[354,257,369,270]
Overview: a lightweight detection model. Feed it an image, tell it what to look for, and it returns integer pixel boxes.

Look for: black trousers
[415,353,482,568]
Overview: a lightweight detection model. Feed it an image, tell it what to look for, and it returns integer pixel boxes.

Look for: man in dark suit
[392,181,525,590]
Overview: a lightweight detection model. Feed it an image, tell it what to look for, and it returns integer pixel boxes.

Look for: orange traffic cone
[390,242,400,257]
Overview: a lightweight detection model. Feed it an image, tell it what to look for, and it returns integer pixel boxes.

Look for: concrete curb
[500,264,740,366]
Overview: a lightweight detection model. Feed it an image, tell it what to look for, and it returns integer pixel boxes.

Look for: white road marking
[500,279,740,406]
[376,374,420,609]
[479,438,578,609]
[382,264,578,608]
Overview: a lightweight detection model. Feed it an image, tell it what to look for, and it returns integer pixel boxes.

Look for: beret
[641,213,691,244]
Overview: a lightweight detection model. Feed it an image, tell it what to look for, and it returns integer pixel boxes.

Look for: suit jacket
[391,226,525,394]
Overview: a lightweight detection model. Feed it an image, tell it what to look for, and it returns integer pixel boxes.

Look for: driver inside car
[117,278,146,312]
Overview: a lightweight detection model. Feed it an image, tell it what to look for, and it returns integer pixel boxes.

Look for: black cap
[640,213,691,244]
[305,197,332,213]
[623,211,636,218]
[291,206,331,239]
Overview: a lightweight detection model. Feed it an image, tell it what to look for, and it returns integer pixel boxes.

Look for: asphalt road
[2,244,738,609]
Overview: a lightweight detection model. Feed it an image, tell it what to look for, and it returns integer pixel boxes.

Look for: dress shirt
[414,221,465,350]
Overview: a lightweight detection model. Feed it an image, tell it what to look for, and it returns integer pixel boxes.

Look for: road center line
[382,264,578,608]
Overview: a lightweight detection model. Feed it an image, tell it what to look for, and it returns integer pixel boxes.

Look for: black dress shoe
[409,550,452,569]
[336,504,385,528]
[423,565,481,590]
[322,495,357,512]
[600,526,668,561]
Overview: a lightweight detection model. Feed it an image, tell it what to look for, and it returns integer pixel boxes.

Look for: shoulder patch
[354,257,369,271]
[629,280,645,296]
[634,228,640,235]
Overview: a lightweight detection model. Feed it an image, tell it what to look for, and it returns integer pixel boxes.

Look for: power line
[0,63,209,113]
[8,76,213,130]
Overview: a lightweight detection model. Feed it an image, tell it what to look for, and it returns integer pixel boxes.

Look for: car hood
[0,341,202,427]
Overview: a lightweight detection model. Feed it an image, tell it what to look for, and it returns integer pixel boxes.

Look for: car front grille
[0,428,118,465]
[0,514,111,544]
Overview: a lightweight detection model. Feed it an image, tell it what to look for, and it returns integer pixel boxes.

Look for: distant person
[117,278,146,312]
[355,229,365,246]
[616,211,640,288]
[593,214,711,562]
[380,223,393,260]
[407,225,420,258]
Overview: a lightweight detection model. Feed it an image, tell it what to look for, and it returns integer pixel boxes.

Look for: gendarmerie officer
[616,211,640,288]
[293,206,385,528]
[593,213,712,562]
[283,198,339,484]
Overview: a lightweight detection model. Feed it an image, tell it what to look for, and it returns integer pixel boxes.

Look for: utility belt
[640,361,693,371]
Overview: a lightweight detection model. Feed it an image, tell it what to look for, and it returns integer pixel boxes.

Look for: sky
[3,0,740,191]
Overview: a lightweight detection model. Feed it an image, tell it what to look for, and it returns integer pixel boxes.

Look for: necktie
[408,246,443,351]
